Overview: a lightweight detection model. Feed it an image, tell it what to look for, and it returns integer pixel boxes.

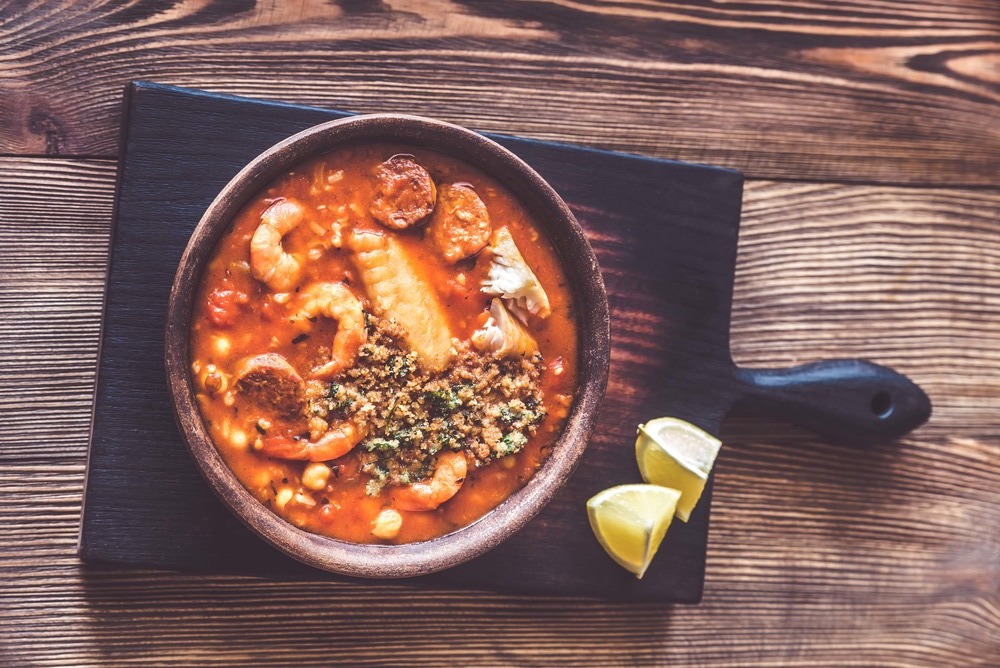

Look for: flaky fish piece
[472,298,539,359]
[348,229,454,371]
[481,226,551,322]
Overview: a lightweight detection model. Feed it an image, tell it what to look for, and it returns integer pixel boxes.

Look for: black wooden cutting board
[78,82,928,603]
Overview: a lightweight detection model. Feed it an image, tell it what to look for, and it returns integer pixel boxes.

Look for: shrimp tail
[295,282,368,379]
[258,435,311,460]
[259,422,367,462]
[251,199,306,292]
[392,451,468,511]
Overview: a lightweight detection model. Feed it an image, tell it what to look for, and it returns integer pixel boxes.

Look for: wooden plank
[0,158,113,460]
[1,158,998,664]
[1,1,998,184]
[732,181,1000,426]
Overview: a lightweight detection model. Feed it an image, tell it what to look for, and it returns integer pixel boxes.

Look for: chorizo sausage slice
[428,182,492,263]
[233,353,305,415]
[369,155,437,230]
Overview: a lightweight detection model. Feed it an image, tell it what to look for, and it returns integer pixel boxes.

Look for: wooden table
[2,2,998,665]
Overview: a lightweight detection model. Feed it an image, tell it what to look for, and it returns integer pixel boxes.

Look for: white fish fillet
[348,230,454,371]
[481,226,551,323]
[472,298,539,358]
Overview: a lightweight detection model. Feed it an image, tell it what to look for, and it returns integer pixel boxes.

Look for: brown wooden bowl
[165,114,610,578]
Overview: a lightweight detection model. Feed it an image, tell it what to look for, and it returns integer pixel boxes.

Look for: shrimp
[392,451,468,511]
[293,282,368,380]
[251,199,306,292]
[348,229,454,371]
[258,421,367,462]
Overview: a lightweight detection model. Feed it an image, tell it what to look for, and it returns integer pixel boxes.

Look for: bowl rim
[165,113,610,578]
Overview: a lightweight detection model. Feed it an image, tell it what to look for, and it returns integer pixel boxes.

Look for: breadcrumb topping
[304,315,545,494]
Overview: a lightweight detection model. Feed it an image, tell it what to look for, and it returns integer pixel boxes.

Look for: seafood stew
[190,143,578,545]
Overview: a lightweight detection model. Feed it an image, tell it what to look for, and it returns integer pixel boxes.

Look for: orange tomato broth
[190,143,578,544]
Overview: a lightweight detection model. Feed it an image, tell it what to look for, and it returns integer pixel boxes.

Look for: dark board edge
[77,81,137,560]
[127,81,744,189]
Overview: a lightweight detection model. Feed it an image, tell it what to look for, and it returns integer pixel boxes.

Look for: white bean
[371,509,403,540]
[212,336,232,358]
[294,492,317,507]
[230,429,248,449]
[301,463,331,491]
[275,487,294,510]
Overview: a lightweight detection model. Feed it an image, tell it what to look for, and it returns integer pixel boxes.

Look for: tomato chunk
[206,288,245,327]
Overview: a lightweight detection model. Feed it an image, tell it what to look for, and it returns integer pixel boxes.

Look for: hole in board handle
[871,391,893,419]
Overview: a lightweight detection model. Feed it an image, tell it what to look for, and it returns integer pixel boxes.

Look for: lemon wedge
[586,484,681,579]
[636,417,721,522]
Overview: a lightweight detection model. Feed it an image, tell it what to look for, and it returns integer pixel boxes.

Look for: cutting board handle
[732,359,931,445]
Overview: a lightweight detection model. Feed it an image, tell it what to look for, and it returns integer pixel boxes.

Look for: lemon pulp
[636,417,721,522]
[586,484,681,579]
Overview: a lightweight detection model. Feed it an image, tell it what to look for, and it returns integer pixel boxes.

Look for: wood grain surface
[1,1,999,184]
[1,1,999,666]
